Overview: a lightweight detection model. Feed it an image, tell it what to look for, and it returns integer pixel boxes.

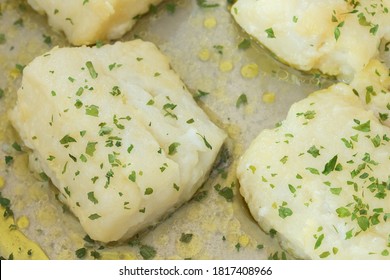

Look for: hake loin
[9,40,227,242]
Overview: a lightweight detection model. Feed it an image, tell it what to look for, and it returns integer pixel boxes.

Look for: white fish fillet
[27,0,163,45]
[237,84,390,259]
[9,40,227,242]
[231,0,390,81]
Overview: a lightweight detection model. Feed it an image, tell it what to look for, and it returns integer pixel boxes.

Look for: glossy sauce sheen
[0,0,389,260]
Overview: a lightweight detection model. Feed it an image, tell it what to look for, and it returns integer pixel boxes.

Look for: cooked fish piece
[231,0,390,81]
[351,59,390,127]
[237,84,390,259]
[27,0,163,45]
[9,40,227,243]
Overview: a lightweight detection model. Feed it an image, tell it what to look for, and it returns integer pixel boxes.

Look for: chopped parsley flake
[90,250,101,260]
[319,251,330,259]
[322,155,338,175]
[168,142,180,155]
[278,205,293,219]
[149,4,158,14]
[357,216,369,231]
[265,28,276,38]
[365,86,376,104]
[86,142,97,157]
[180,233,193,243]
[108,63,122,71]
[193,190,208,202]
[60,135,77,146]
[75,248,87,259]
[306,167,320,175]
[12,142,22,152]
[128,171,136,182]
[288,184,296,194]
[269,229,277,238]
[163,102,178,119]
[352,120,371,132]
[194,89,210,101]
[76,87,84,96]
[334,21,345,41]
[236,93,248,108]
[213,45,224,55]
[87,192,99,204]
[197,133,212,150]
[314,234,325,250]
[47,155,56,161]
[166,3,177,14]
[64,186,71,197]
[13,18,24,27]
[86,105,99,117]
[217,186,234,202]
[330,188,342,195]
[370,24,379,35]
[280,156,288,164]
[139,245,156,260]
[144,187,153,195]
[358,13,370,26]
[43,34,52,46]
[238,38,251,50]
[0,193,13,219]
[110,86,121,96]
[85,61,98,79]
[307,146,320,158]
[0,33,6,45]
[127,144,134,154]
[74,99,83,109]
[88,213,101,220]
[297,110,316,120]
[336,207,351,218]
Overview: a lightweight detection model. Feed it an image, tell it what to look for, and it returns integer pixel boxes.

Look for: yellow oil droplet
[238,235,250,247]
[203,17,217,29]
[9,68,21,79]
[219,61,233,72]
[241,63,259,78]
[187,204,201,221]
[198,48,210,61]
[29,184,49,202]
[17,216,30,229]
[201,217,217,233]
[37,206,57,226]
[0,176,5,189]
[262,92,276,104]
[156,233,170,247]
[226,219,241,245]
